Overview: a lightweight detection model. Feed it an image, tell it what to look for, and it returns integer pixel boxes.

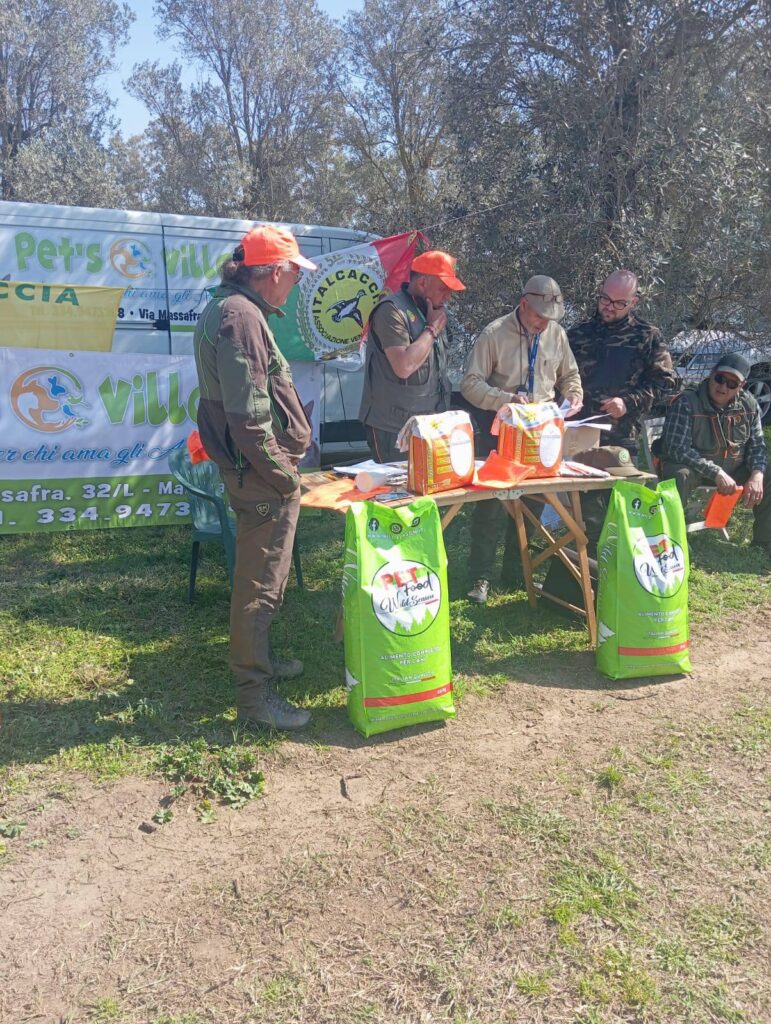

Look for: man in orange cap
[358,249,465,463]
[193,224,317,731]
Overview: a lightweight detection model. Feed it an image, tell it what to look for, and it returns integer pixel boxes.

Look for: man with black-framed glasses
[660,353,770,557]
[568,269,676,455]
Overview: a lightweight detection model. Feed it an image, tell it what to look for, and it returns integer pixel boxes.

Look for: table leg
[440,502,463,530]
[502,499,538,607]
[334,605,344,643]
[569,491,598,647]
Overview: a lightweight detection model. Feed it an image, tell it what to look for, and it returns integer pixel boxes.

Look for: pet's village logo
[299,253,385,357]
[11,366,89,432]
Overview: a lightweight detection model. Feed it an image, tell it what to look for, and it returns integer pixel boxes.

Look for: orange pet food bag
[405,411,475,495]
[494,402,565,478]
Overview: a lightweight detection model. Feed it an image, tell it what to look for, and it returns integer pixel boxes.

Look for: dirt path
[2,609,770,1024]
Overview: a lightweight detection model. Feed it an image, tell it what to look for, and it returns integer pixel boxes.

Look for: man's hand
[565,395,584,418]
[743,470,764,508]
[599,396,627,419]
[425,299,447,336]
[715,468,738,495]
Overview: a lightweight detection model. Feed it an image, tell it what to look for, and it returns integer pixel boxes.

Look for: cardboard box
[563,423,603,459]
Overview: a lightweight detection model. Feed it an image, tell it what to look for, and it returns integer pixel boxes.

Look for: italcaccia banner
[0,280,124,351]
[0,347,321,534]
[286,230,425,360]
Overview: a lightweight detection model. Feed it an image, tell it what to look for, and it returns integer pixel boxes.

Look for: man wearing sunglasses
[659,353,770,556]
[568,270,677,454]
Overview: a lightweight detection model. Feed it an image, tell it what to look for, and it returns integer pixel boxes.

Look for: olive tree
[129,0,345,221]
[0,0,133,200]
[446,0,769,339]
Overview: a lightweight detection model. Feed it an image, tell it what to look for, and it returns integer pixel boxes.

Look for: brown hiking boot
[467,578,490,604]
[271,656,304,679]
[237,684,311,731]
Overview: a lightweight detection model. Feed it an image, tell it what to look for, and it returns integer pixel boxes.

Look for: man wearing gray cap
[659,352,770,556]
[460,275,583,603]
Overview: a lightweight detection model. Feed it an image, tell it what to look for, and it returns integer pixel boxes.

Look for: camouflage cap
[574,445,647,477]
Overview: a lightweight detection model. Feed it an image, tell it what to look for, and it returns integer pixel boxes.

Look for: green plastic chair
[167,445,304,601]
[168,445,236,601]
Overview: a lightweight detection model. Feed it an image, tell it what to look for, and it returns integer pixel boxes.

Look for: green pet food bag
[596,479,691,680]
[343,497,455,737]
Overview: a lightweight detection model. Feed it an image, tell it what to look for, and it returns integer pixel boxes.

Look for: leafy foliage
[0,0,133,200]
[154,737,265,809]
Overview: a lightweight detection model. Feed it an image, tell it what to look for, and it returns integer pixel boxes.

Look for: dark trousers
[222,470,301,698]
[468,497,537,583]
[365,425,401,464]
[577,439,638,547]
[660,461,771,544]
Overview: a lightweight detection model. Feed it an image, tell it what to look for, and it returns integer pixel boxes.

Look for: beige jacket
[460,306,583,411]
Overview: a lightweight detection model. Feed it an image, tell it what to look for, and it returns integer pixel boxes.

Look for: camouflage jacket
[193,281,311,496]
[567,311,677,443]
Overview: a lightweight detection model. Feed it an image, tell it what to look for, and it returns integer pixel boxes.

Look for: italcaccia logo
[298,253,385,356]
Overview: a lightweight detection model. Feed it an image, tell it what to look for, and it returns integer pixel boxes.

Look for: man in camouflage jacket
[194,224,316,731]
[567,269,677,453]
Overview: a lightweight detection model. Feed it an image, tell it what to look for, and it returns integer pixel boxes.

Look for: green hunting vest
[358,285,451,433]
[678,380,758,466]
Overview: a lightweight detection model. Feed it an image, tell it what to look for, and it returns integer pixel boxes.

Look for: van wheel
[747,376,771,424]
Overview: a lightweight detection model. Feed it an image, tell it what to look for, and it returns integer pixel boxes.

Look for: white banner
[0,348,321,533]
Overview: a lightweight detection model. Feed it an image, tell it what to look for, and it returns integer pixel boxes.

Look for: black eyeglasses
[712,373,742,389]
[525,291,562,305]
[597,293,634,310]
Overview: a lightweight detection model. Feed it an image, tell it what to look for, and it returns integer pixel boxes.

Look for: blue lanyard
[526,333,540,399]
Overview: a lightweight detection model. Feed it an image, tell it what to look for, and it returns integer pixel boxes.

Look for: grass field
[1,496,768,783]
[1,484,770,1023]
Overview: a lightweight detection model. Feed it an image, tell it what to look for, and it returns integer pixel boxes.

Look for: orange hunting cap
[411,250,466,291]
[239,224,318,271]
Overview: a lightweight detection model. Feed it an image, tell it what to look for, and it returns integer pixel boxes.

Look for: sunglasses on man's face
[712,373,742,389]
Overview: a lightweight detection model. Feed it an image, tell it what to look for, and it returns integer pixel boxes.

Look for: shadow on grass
[687,529,770,577]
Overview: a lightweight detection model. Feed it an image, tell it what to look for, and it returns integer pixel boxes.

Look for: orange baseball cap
[240,224,318,271]
[411,250,466,291]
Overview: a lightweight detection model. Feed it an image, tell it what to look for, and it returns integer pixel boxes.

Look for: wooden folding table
[300,471,652,647]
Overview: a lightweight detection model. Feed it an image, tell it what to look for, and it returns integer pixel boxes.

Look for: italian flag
[274,231,427,361]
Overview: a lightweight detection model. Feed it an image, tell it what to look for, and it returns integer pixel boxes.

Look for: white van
[0,200,371,459]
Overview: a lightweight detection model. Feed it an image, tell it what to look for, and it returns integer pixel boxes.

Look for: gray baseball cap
[522,275,565,321]
[712,352,751,383]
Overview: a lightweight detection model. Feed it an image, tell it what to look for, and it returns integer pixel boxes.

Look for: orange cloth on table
[472,451,536,490]
[301,477,391,511]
